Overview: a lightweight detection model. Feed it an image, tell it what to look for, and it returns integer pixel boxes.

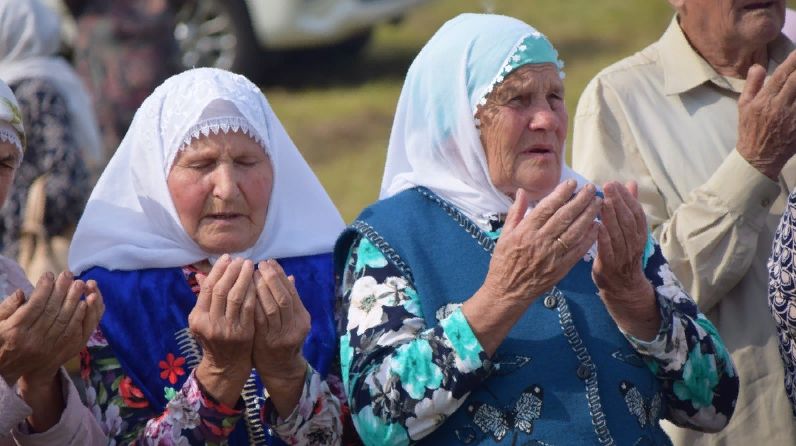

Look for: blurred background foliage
[264,0,793,221]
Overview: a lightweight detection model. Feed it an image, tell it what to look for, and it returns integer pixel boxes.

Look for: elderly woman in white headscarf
[0,0,101,260]
[0,80,105,445]
[69,68,353,445]
[335,13,739,445]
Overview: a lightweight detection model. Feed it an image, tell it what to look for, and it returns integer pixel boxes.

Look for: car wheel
[173,0,261,77]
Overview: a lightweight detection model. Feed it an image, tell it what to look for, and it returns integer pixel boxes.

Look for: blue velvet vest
[82,253,338,446]
[336,187,672,445]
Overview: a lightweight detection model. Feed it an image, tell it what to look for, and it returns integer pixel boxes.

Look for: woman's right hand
[484,180,601,303]
[190,255,257,406]
[0,271,102,385]
[463,180,601,355]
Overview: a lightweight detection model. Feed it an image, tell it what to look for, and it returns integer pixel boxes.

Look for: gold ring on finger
[555,236,570,251]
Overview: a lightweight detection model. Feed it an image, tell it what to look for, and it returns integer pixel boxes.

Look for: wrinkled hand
[592,181,659,340]
[252,260,309,380]
[0,272,104,386]
[482,180,601,305]
[737,50,796,180]
[190,255,257,405]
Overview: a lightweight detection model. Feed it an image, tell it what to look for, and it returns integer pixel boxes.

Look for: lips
[519,144,555,156]
[206,213,244,220]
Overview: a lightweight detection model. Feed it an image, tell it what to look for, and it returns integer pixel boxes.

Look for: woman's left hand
[252,260,310,416]
[593,181,661,341]
[252,260,309,379]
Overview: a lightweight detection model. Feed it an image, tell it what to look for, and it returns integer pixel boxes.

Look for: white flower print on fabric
[406,387,465,439]
[662,318,691,372]
[348,276,387,335]
[377,316,425,347]
[348,275,415,336]
[656,263,691,305]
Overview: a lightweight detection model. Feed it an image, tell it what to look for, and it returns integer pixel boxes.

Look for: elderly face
[167,131,273,254]
[0,142,18,207]
[477,63,567,200]
[675,0,785,47]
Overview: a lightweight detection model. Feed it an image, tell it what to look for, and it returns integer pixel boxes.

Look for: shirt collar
[659,15,794,96]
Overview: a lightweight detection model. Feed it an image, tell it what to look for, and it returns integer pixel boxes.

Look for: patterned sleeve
[261,364,356,445]
[768,189,796,417]
[81,328,244,445]
[623,241,739,432]
[339,235,492,446]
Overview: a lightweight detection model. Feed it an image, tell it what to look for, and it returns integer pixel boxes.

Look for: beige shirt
[573,16,796,446]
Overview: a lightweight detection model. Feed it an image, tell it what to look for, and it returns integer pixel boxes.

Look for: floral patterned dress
[339,213,738,444]
[81,266,354,445]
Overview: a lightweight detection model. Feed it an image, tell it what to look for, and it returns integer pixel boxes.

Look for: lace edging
[0,127,22,154]
[178,116,266,151]
[473,30,566,118]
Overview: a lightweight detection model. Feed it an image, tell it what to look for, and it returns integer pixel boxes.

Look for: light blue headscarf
[380,13,585,222]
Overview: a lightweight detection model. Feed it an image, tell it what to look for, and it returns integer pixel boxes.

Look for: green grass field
[264,1,794,222]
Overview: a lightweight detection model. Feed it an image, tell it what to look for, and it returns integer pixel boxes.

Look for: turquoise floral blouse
[339,216,738,444]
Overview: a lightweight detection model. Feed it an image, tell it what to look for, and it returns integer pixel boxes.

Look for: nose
[211,163,240,200]
[527,105,560,133]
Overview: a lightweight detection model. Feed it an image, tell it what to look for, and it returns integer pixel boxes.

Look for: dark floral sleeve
[624,238,739,432]
[81,328,244,445]
[3,78,90,256]
[339,235,492,445]
[768,189,796,417]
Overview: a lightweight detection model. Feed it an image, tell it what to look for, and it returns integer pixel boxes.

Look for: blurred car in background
[46,0,428,77]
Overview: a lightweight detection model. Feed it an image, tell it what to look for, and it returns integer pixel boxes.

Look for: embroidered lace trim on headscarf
[179,116,265,152]
[0,123,21,155]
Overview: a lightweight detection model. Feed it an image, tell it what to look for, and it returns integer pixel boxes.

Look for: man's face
[677,0,785,48]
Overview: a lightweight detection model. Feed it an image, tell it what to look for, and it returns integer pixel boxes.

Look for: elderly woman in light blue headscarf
[335,13,739,445]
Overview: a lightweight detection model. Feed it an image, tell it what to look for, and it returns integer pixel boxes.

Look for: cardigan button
[576,364,592,380]
[543,294,557,309]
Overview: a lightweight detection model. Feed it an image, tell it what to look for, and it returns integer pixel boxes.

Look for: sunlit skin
[671,0,785,77]
[476,63,567,201]
[0,142,19,206]
[167,131,273,255]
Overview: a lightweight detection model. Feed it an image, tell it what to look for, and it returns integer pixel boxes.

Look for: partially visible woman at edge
[0,80,105,445]
[335,13,739,445]
[0,0,100,259]
[68,68,356,445]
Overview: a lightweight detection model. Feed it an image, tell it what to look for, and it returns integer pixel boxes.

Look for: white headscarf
[0,0,103,167]
[68,68,344,274]
[0,79,23,156]
[381,13,587,221]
